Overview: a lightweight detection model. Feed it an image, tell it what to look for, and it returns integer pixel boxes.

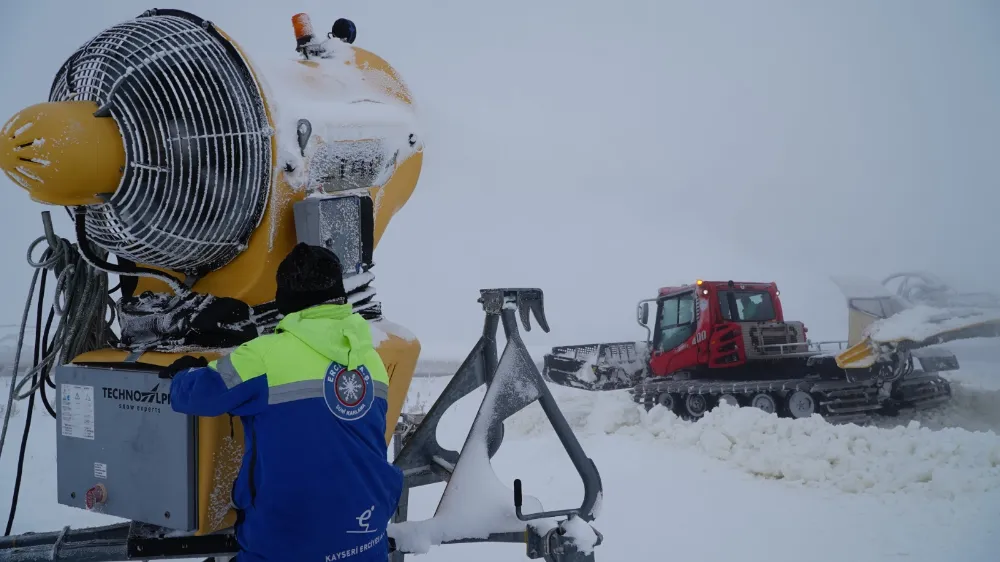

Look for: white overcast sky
[1,1,998,357]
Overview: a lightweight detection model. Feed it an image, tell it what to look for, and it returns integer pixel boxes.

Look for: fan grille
[49,9,273,274]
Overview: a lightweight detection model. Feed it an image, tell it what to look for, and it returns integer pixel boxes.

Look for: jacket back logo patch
[324,362,374,421]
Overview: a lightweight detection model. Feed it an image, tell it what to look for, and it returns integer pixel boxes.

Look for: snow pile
[640,404,1000,498]
[496,385,1000,500]
[865,304,1000,343]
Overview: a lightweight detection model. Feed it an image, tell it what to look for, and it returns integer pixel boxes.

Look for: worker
[158,242,404,562]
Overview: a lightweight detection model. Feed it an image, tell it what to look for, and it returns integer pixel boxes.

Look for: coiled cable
[0,211,118,535]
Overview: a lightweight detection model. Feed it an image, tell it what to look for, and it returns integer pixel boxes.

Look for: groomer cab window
[655,291,696,352]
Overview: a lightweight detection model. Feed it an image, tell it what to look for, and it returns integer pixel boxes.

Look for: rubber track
[629,377,884,424]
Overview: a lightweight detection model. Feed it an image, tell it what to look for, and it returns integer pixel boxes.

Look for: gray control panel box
[55,364,197,530]
[293,194,374,278]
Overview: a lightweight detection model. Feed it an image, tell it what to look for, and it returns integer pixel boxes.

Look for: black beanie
[275,243,348,315]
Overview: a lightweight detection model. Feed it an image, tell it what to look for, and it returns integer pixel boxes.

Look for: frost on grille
[48,10,272,274]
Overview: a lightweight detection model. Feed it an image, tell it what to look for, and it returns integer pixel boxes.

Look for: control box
[293,194,375,278]
[55,364,197,530]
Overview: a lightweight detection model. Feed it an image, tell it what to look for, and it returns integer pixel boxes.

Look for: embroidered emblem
[323,361,374,421]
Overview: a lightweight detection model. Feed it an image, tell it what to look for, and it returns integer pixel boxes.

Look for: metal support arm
[390,288,603,561]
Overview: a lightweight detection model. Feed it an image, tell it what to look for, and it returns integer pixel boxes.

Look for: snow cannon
[0,7,422,540]
[0,9,606,562]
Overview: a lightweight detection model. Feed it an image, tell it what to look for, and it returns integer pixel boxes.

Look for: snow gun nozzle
[478,288,550,333]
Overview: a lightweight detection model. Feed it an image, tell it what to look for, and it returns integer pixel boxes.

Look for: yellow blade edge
[835,339,878,369]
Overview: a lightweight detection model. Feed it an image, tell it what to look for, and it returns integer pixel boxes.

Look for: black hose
[4,265,47,536]
[39,308,57,415]
[4,382,35,536]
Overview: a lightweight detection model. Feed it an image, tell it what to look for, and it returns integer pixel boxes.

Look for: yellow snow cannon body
[0,8,422,538]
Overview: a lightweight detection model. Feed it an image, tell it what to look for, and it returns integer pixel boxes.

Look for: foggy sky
[1,1,998,358]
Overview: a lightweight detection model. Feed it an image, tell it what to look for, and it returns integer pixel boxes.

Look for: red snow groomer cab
[646,280,801,375]
[542,279,955,425]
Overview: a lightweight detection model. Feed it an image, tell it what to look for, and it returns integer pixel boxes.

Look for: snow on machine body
[0,9,602,562]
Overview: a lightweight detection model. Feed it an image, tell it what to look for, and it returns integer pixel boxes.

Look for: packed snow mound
[496,386,1000,500]
[640,404,1000,498]
[866,304,1000,343]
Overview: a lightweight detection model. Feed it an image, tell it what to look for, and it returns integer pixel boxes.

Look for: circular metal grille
[49,9,273,275]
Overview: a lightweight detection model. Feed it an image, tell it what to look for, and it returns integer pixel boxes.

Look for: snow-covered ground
[395,344,1000,562]
[1,2,998,560]
[2,341,998,561]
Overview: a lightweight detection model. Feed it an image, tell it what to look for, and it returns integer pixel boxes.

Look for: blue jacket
[169,304,404,562]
